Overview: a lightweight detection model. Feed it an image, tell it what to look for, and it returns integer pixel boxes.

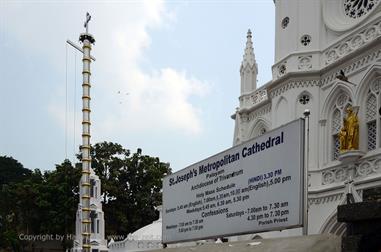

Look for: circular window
[281,17,289,29]
[301,35,311,46]
[299,94,310,105]
[344,0,379,19]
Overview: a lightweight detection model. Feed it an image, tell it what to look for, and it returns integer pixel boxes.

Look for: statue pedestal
[339,150,364,164]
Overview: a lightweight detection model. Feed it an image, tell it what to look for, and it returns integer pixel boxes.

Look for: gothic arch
[321,84,353,161]
[319,212,346,236]
[319,195,347,236]
[321,82,354,119]
[275,96,289,126]
[354,64,381,104]
[249,117,270,138]
[355,65,381,151]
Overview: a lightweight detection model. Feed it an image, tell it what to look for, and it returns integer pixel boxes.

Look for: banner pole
[303,109,310,236]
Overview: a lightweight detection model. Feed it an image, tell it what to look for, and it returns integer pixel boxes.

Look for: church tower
[274,0,322,63]
[233,29,264,145]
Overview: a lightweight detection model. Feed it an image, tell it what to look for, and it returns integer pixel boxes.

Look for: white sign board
[162,119,305,243]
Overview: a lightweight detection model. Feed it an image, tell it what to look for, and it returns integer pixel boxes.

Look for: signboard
[162,119,305,243]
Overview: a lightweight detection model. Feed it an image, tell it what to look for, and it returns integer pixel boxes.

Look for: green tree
[0,158,81,251]
[0,156,35,251]
[0,142,170,249]
[86,142,171,236]
[120,148,170,233]
[0,156,31,186]
[90,142,130,204]
[41,160,81,250]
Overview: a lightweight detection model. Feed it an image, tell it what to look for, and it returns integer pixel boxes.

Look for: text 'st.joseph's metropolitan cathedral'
[232,0,381,237]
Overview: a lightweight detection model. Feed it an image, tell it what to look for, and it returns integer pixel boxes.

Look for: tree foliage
[88,142,171,236]
[0,156,31,185]
[0,142,171,249]
[0,157,81,251]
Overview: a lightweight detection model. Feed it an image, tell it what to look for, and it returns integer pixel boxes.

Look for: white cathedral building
[232,0,381,237]
[109,0,381,250]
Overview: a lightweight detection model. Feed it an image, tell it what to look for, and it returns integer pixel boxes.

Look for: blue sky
[0,0,274,172]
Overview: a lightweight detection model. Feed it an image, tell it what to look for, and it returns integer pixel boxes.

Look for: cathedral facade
[232,0,381,237]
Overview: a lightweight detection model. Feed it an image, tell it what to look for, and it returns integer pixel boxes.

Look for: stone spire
[242,29,256,67]
[240,29,258,95]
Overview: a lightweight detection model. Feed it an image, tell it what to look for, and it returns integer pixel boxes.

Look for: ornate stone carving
[351,35,364,49]
[278,63,287,76]
[365,27,378,41]
[355,158,381,177]
[322,170,336,185]
[308,193,343,206]
[251,89,268,106]
[339,43,350,56]
[270,79,321,98]
[298,55,312,70]
[357,161,373,176]
[344,0,379,19]
[323,20,381,66]
[321,48,381,87]
[247,103,271,122]
[241,113,249,122]
[371,78,381,94]
[320,157,381,185]
[335,168,347,182]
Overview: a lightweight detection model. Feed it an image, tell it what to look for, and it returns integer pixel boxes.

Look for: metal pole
[79,14,95,252]
[66,13,95,252]
[80,36,92,252]
[303,109,310,236]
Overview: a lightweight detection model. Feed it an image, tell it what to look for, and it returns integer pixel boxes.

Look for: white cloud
[112,67,209,135]
[1,0,210,138]
[90,0,210,136]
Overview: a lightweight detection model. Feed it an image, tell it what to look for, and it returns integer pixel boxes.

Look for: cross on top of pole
[84,12,91,34]
[79,12,95,44]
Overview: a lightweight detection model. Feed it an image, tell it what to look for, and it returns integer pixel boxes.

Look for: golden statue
[339,121,347,152]
[339,106,359,152]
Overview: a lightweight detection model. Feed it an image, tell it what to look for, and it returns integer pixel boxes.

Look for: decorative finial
[241,28,255,68]
[247,29,252,38]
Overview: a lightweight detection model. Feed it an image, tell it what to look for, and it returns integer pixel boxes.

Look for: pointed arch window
[251,121,269,139]
[331,93,352,160]
[366,79,381,151]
